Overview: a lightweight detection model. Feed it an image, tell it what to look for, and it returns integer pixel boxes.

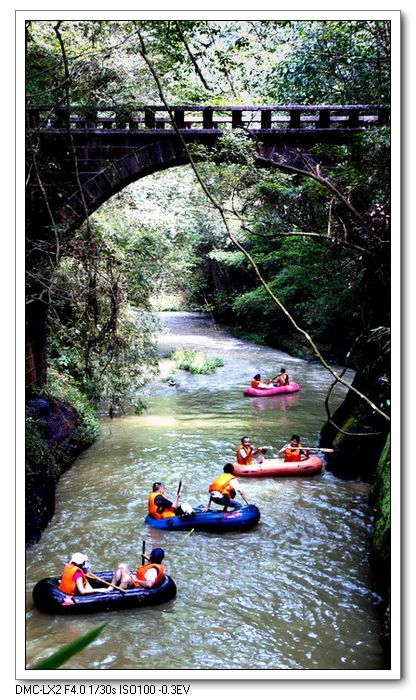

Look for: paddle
[300,447,334,453]
[141,539,146,566]
[180,527,195,543]
[86,572,125,593]
[171,478,182,509]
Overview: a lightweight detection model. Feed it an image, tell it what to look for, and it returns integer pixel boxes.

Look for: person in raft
[236,435,267,465]
[270,367,290,386]
[250,373,273,390]
[58,552,109,595]
[148,481,193,519]
[108,548,166,591]
[278,434,310,462]
[206,463,248,511]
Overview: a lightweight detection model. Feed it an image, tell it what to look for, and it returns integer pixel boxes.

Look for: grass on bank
[168,348,224,375]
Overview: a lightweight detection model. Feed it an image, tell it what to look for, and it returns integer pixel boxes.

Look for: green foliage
[31,624,107,670]
[45,369,101,443]
[25,382,101,544]
[208,250,246,266]
[226,326,266,346]
[264,20,390,104]
[170,348,224,374]
[47,209,161,413]
[207,132,256,166]
[25,416,57,477]
[27,18,391,376]
[369,434,391,595]
[27,19,390,109]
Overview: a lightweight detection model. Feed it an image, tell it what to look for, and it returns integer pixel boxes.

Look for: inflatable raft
[243,381,300,397]
[233,456,323,477]
[32,571,177,614]
[145,504,260,532]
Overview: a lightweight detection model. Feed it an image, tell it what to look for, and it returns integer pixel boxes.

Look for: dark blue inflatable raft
[32,571,177,614]
[144,504,260,532]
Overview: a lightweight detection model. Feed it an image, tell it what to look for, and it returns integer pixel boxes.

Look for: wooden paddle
[300,447,334,453]
[86,572,125,593]
[180,527,195,543]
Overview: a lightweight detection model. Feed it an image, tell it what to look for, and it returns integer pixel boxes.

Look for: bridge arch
[57,139,190,232]
[26,103,389,386]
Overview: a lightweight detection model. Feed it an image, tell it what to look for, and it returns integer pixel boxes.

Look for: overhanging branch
[134,23,390,424]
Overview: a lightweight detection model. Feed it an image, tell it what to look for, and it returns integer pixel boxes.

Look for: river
[25,312,384,674]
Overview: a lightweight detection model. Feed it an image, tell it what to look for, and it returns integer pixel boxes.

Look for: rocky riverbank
[25,394,99,546]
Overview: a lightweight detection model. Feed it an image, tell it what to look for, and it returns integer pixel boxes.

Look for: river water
[25,312,384,674]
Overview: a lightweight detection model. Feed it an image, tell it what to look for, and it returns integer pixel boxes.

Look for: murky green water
[25,313,383,672]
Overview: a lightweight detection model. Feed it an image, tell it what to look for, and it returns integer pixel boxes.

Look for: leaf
[30,623,108,670]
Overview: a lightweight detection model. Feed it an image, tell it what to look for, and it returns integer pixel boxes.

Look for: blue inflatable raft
[144,504,260,532]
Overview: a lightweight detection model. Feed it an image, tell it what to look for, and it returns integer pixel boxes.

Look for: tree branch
[174,21,211,91]
[134,23,390,424]
[255,151,371,232]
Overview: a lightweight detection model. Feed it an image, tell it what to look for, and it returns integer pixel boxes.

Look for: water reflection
[249,392,300,412]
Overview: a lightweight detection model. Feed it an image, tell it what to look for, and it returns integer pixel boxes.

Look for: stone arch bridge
[26,103,389,385]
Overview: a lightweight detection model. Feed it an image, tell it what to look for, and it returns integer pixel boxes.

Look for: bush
[170,348,224,374]
[45,368,101,443]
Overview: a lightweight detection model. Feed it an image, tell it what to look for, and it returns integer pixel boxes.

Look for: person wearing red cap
[108,548,166,590]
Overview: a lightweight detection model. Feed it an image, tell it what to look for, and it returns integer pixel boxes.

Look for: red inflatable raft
[233,455,323,477]
[243,381,300,397]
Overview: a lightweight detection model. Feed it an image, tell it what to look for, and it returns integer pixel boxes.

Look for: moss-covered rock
[320,369,390,482]
[25,391,100,547]
[369,434,391,667]
[369,434,391,592]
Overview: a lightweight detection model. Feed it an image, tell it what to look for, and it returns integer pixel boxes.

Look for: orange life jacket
[251,379,261,389]
[236,444,253,464]
[208,472,236,497]
[134,563,165,588]
[278,373,289,386]
[284,447,301,462]
[148,491,176,519]
[58,563,87,595]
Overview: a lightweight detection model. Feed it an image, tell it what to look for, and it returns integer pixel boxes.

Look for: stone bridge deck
[25,103,390,387]
[26,103,389,230]
[28,103,389,133]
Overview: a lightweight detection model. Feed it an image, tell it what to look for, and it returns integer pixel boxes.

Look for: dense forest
[26,19,391,661]
[26,19,390,405]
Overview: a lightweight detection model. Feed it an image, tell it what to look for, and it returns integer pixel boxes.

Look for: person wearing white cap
[58,552,109,596]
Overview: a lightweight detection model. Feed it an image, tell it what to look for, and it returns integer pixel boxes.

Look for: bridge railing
[27,105,389,133]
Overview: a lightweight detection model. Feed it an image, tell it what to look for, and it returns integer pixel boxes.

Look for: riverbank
[25,391,100,546]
